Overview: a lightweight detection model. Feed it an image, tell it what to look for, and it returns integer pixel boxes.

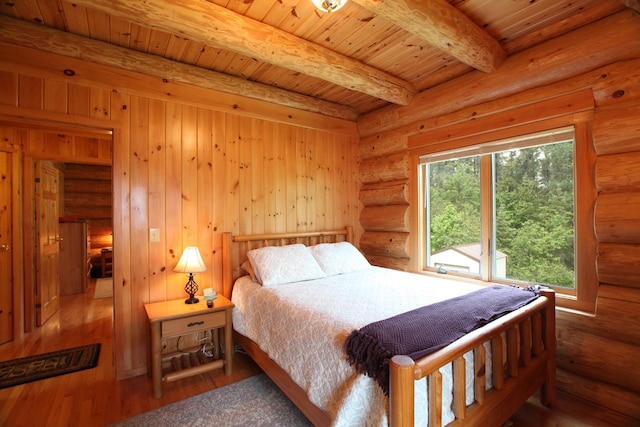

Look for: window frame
[408,91,597,313]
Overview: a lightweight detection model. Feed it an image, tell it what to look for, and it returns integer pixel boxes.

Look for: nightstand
[144,295,234,398]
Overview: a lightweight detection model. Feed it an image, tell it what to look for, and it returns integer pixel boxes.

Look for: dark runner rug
[0,343,101,389]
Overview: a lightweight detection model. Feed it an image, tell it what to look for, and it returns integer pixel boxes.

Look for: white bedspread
[232,266,488,426]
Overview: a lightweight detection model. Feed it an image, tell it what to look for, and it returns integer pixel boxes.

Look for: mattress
[232,266,493,426]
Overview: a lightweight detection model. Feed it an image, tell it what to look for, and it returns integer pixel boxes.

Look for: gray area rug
[112,374,312,426]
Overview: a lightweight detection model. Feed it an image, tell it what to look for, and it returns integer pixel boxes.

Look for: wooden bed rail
[389,289,556,427]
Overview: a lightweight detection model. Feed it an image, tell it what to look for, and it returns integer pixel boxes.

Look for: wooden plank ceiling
[0,0,630,120]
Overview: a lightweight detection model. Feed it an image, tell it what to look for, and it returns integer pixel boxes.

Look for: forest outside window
[417,125,596,311]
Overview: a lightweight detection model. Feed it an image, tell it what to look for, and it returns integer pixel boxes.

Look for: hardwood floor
[0,279,631,427]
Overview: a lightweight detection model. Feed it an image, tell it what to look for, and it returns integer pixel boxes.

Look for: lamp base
[185,296,199,304]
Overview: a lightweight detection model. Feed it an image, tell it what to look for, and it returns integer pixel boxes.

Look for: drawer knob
[188,321,205,327]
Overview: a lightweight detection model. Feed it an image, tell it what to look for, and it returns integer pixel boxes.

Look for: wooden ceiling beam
[352,0,506,73]
[0,16,358,121]
[70,0,416,106]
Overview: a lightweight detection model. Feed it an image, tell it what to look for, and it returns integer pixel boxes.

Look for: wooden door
[35,162,61,326]
[0,150,13,344]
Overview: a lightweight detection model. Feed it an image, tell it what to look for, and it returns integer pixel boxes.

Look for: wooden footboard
[389,289,556,427]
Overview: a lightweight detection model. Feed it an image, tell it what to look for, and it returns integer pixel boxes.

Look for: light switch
[149,228,160,242]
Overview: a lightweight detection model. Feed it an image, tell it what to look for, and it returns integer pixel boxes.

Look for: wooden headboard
[221,227,353,299]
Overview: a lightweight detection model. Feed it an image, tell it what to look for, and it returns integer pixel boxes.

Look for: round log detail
[360,231,409,258]
[367,254,411,271]
[360,152,408,184]
[597,242,640,288]
[596,151,640,192]
[593,100,640,156]
[594,192,640,243]
[360,204,409,232]
[360,180,410,206]
[359,134,408,160]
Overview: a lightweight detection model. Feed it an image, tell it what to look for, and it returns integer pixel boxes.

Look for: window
[422,127,575,290]
[413,120,597,313]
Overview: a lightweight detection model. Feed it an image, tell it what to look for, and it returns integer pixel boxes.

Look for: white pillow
[309,242,371,276]
[247,244,326,287]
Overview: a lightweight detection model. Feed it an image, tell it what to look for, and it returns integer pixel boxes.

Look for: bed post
[222,232,233,300]
[389,355,415,427]
[540,289,557,407]
[346,225,354,243]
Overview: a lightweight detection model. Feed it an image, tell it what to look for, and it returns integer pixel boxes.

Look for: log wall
[0,44,360,379]
[356,9,640,422]
[62,163,113,262]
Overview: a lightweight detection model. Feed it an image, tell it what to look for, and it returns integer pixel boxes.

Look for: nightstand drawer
[162,311,226,337]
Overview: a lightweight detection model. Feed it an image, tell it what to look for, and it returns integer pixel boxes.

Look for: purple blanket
[344,284,539,394]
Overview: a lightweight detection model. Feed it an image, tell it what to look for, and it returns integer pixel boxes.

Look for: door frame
[0,107,116,336]
[0,136,23,341]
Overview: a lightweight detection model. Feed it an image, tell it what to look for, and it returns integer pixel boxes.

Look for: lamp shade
[173,247,207,273]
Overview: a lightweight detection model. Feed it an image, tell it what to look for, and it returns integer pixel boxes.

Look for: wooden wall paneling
[54,133,73,158]
[274,123,287,232]
[90,87,111,119]
[237,115,254,236]
[196,108,214,292]
[295,126,308,230]
[148,98,167,302]
[285,125,298,232]
[360,151,408,183]
[597,242,640,289]
[253,119,267,234]
[328,133,340,230]
[251,122,272,232]
[367,254,411,271]
[180,105,198,247]
[0,71,18,106]
[360,180,409,206]
[595,151,640,192]
[164,102,184,301]
[26,130,44,156]
[359,133,408,160]
[18,75,42,110]
[109,92,130,377]
[129,95,150,371]
[360,231,409,258]
[224,113,240,234]
[315,131,327,232]
[68,84,90,117]
[267,119,280,232]
[556,326,640,392]
[305,127,317,231]
[592,100,640,155]
[598,283,640,304]
[360,204,409,232]
[211,111,226,294]
[557,296,640,347]
[556,369,640,422]
[43,80,67,114]
[594,192,640,243]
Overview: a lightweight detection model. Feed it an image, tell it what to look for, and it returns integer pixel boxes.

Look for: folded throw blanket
[344,284,539,394]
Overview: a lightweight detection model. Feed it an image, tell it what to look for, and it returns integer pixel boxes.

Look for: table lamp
[174,246,207,304]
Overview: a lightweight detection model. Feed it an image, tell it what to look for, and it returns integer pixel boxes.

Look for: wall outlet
[149,228,160,242]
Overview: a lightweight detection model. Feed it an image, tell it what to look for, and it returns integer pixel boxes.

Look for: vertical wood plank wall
[0,57,360,378]
[355,11,640,421]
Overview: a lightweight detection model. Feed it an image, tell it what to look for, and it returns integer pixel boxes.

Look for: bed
[221,227,556,426]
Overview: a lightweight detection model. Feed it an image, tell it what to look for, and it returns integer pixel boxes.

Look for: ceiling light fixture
[311,0,347,13]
